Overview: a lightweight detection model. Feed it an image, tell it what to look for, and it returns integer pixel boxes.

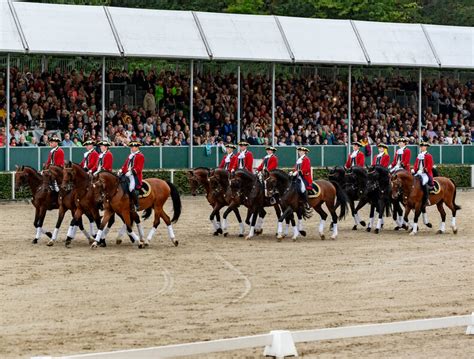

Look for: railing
[32,313,474,359]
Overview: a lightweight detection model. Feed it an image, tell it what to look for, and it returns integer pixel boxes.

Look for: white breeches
[416,173,429,185]
[126,172,135,192]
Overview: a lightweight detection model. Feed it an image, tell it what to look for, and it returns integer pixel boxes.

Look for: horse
[92,171,181,248]
[14,165,55,243]
[328,166,367,230]
[187,167,245,237]
[42,164,98,247]
[364,166,392,234]
[390,169,461,235]
[266,170,348,240]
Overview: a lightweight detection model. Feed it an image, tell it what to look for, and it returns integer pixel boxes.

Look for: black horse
[365,166,392,234]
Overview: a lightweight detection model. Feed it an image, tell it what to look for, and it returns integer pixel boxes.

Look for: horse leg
[34,207,49,244]
[374,200,383,234]
[421,207,432,228]
[435,201,446,234]
[91,209,114,248]
[367,204,375,233]
[409,205,422,236]
[255,208,267,235]
[64,209,85,248]
[354,198,367,228]
[326,201,339,240]
[276,207,292,241]
[232,207,245,237]
[210,205,223,236]
[314,204,328,240]
[160,206,178,247]
[297,208,306,237]
[48,205,67,246]
[145,209,160,245]
[245,209,258,241]
[444,197,459,234]
[349,200,358,230]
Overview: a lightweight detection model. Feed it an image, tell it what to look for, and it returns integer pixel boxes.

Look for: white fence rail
[33,313,474,359]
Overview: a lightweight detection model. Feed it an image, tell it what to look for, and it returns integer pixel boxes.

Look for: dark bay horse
[15,166,54,243]
[391,169,461,235]
[266,170,348,240]
[187,167,244,237]
[92,171,181,248]
[364,166,392,234]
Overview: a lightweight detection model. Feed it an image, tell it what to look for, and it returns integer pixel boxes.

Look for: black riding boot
[421,184,429,208]
[424,184,431,206]
[130,190,139,212]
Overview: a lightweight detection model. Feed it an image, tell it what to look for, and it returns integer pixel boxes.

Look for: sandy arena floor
[0,192,473,358]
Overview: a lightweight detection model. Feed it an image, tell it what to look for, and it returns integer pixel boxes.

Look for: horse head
[15,165,28,190]
[187,167,210,196]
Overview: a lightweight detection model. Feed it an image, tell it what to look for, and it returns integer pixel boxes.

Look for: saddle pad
[139,180,152,198]
[308,181,321,198]
[430,180,441,195]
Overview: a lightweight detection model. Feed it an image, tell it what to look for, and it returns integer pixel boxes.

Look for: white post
[461,145,464,164]
[190,60,194,168]
[321,145,325,167]
[271,63,275,146]
[237,64,241,142]
[348,65,352,152]
[37,147,41,170]
[101,56,106,140]
[263,330,298,359]
[466,312,474,335]
[418,68,422,144]
[439,145,442,164]
[6,53,10,171]
[170,169,174,184]
[11,172,15,200]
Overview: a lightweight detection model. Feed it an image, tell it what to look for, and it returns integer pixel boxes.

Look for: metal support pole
[237,65,241,142]
[102,57,106,140]
[6,54,11,171]
[348,65,352,152]
[418,68,422,144]
[271,63,275,146]
[189,60,194,168]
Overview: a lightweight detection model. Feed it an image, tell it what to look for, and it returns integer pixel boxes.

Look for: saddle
[138,180,151,198]
[430,180,441,195]
[308,181,321,198]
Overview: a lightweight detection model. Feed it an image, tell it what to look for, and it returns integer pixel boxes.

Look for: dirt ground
[0,192,473,359]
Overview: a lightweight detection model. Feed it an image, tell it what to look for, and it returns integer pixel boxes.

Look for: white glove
[417,170,423,175]
[126,170,132,176]
[117,169,122,176]
[411,169,415,174]
[289,171,294,176]
[388,165,392,169]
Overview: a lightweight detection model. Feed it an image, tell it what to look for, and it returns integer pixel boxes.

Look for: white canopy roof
[12,2,120,56]
[277,17,367,65]
[1,1,473,69]
[0,1,24,53]
[353,21,439,67]
[107,8,209,59]
[195,12,291,62]
[424,24,474,69]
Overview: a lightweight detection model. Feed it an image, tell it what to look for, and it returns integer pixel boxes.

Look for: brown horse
[92,171,181,248]
[15,166,55,243]
[187,167,245,236]
[41,165,97,247]
[265,170,348,240]
[390,169,461,235]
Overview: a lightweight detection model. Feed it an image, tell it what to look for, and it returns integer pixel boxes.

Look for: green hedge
[1,165,471,200]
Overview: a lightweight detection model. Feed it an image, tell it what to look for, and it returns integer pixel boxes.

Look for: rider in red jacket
[236,141,254,172]
[345,141,365,169]
[43,135,65,169]
[294,147,312,190]
[80,139,99,173]
[94,140,113,174]
[390,137,411,172]
[372,143,390,168]
[119,141,145,211]
[413,142,434,207]
[219,144,238,171]
[256,146,278,172]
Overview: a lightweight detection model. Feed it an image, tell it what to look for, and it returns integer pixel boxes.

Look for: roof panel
[354,21,438,67]
[278,17,367,65]
[107,8,209,59]
[0,2,24,53]
[424,25,474,69]
[196,12,291,62]
[13,2,120,56]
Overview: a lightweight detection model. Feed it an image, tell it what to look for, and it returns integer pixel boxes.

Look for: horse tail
[166,181,182,223]
[142,207,153,220]
[449,178,462,211]
[330,180,349,220]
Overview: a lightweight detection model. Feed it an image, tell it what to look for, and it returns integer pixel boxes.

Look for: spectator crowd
[0,65,472,149]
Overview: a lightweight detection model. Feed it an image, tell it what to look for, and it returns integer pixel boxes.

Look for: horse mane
[235,169,256,183]
[374,165,389,176]
[270,169,289,183]
[193,166,210,172]
[351,166,368,179]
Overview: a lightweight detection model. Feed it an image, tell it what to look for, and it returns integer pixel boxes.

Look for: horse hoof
[426,223,433,228]
[90,242,98,249]
[65,239,72,248]
[409,231,417,236]
[381,224,384,229]
[245,236,252,241]
[88,238,94,245]
[255,229,263,235]
[452,227,458,234]
[330,235,336,240]
[352,225,357,231]
[320,233,325,240]
[366,227,371,232]
[138,243,144,249]
[32,238,38,244]
[292,236,297,242]
[360,221,366,227]
[277,237,282,242]
[436,230,444,234]
[174,240,179,247]
[116,238,122,245]
[394,226,400,231]
[238,234,244,238]
[99,240,107,248]
[402,224,409,231]
[374,229,379,234]
[45,232,52,239]
[300,230,307,237]
[216,228,223,235]
[47,240,54,247]
[223,232,228,237]
[213,231,219,236]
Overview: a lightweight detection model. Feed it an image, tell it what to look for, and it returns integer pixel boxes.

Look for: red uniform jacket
[372,153,390,168]
[345,150,365,168]
[97,150,113,172]
[122,151,145,188]
[414,152,434,178]
[237,151,254,172]
[219,153,238,171]
[44,147,65,169]
[80,149,99,172]
[294,155,312,190]
[391,147,411,171]
[256,155,278,172]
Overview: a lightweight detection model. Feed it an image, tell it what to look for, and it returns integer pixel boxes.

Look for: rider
[43,135,65,192]
[372,143,390,168]
[80,139,99,174]
[256,146,278,173]
[412,141,434,207]
[345,141,365,169]
[390,137,411,172]
[218,143,238,171]
[119,141,145,212]
[236,141,254,172]
[291,146,313,206]
[94,140,113,174]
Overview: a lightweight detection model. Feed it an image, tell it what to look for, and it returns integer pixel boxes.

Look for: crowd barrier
[32,313,474,359]
[2,144,474,171]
